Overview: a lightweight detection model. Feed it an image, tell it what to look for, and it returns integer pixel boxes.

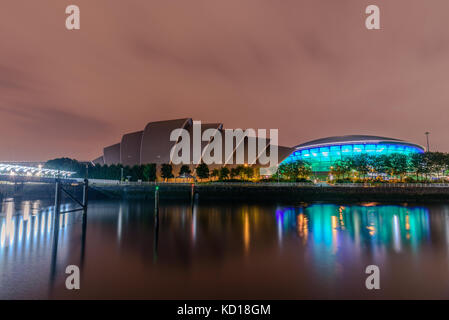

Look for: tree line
[330,152,449,182]
[44,152,449,183]
[44,158,259,182]
[45,158,158,181]
[274,160,313,182]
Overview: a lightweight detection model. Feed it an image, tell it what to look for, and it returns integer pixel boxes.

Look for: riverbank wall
[1,182,449,203]
[96,183,449,203]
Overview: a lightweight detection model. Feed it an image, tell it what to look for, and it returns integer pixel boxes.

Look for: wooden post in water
[82,178,89,212]
[50,179,61,290]
[153,185,160,263]
[54,179,61,226]
[80,178,88,269]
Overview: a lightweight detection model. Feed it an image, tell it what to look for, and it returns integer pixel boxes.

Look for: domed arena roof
[295,135,423,151]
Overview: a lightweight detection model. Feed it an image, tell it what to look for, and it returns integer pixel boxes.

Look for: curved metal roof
[295,135,424,150]
[140,118,192,164]
[120,131,143,166]
[103,143,121,165]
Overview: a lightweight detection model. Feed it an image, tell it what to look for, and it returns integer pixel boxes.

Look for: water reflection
[275,204,431,252]
[1,198,449,299]
[0,199,83,299]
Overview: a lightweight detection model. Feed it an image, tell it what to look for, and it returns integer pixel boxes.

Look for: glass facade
[282,143,424,172]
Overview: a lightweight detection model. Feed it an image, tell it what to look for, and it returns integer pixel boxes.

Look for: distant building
[92,118,292,172]
[282,135,424,172]
[103,143,121,166]
[93,122,425,176]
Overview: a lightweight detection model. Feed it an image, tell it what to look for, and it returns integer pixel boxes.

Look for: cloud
[0,103,113,140]
[0,0,448,161]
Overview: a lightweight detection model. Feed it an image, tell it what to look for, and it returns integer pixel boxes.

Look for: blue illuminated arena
[282,135,425,172]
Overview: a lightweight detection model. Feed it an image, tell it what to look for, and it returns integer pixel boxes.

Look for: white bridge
[0,163,75,178]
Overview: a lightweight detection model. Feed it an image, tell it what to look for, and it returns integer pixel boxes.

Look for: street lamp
[425,132,430,152]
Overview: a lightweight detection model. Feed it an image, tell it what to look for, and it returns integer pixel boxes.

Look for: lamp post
[425,132,430,152]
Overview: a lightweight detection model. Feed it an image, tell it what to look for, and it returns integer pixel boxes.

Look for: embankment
[1,182,449,203]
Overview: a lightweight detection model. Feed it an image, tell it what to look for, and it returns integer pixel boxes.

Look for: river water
[1,198,449,299]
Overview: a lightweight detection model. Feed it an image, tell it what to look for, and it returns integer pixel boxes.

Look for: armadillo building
[93,118,292,169]
[281,135,425,172]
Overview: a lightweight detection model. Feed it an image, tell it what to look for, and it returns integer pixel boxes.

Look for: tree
[371,154,390,176]
[389,153,408,180]
[410,153,425,181]
[276,160,311,181]
[219,167,230,180]
[352,154,370,179]
[160,164,174,181]
[235,165,246,179]
[243,166,254,180]
[45,157,85,176]
[210,168,220,180]
[196,163,210,180]
[428,152,447,179]
[230,167,239,179]
[130,165,144,181]
[297,161,312,179]
[143,164,157,181]
[179,165,192,176]
[107,164,122,180]
[331,160,350,180]
[444,153,449,178]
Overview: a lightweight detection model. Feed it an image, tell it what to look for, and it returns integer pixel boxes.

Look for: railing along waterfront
[83,180,449,188]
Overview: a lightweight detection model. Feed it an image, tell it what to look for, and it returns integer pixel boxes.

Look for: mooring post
[53,179,61,238]
[54,179,61,220]
[80,201,88,270]
[190,183,195,205]
[153,185,160,263]
[82,178,89,212]
[154,186,159,219]
[50,179,61,291]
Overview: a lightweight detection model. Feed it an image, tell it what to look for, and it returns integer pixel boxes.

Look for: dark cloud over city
[1,0,448,161]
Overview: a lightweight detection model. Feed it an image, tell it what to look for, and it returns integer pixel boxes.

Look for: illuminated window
[341,145,352,154]
[320,147,330,158]
[376,144,386,153]
[353,145,364,153]
[365,144,376,153]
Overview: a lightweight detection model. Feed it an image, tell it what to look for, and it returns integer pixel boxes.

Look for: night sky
[1,0,448,161]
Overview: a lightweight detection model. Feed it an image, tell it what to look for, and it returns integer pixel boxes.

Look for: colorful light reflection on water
[275,204,431,252]
[1,199,449,299]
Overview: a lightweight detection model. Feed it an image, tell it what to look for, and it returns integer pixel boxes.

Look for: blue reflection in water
[0,198,447,299]
[275,204,431,251]
[0,199,78,298]
[0,201,71,251]
[274,203,433,279]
